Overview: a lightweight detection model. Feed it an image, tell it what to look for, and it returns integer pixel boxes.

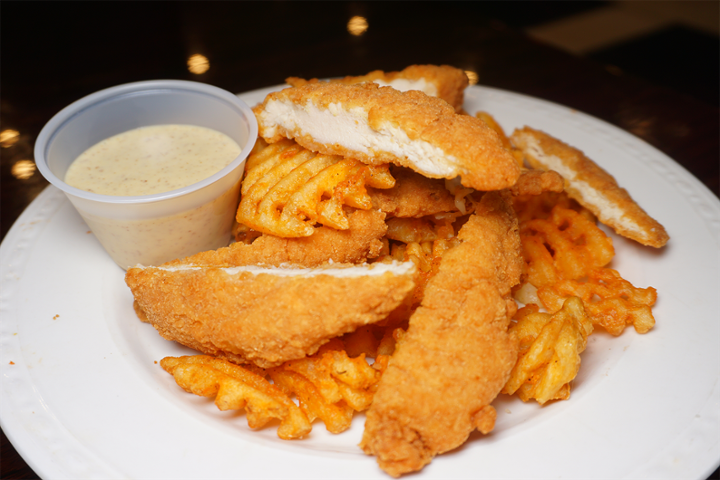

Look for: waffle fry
[502,297,593,404]
[519,203,614,288]
[162,345,388,437]
[269,369,354,433]
[160,355,311,440]
[538,268,657,335]
[270,342,383,415]
[237,138,394,237]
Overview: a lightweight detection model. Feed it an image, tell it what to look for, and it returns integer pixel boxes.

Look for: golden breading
[360,191,523,477]
[254,82,521,192]
[237,138,394,237]
[475,111,524,166]
[368,166,458,218]
[510,127,669,247]
[165,208,388,269]
[513,190,596,226]
[126,262,416,368]
[286,64,469,112]
[510,168,565,196]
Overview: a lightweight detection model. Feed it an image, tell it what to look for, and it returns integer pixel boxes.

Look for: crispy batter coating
[255,82,520,191]
[510,168,565,196]
[165,208,388,268]
[475,111,525,166]
[286,64,469,112]
[126,262,416,368]
[360,191,523,477]
[510,127,669,247]
[369,166,458,218]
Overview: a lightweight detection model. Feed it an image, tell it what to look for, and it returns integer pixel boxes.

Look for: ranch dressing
[65,124,241,196]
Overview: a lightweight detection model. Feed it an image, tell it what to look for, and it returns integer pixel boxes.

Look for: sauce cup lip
[34,79,259,205]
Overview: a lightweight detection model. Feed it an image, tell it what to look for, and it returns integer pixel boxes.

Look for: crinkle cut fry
[160,356,311,440]
[360,191,523,477]
[510,126,669,247]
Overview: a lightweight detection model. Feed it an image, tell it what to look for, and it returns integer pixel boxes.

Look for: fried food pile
[124,65,668,477]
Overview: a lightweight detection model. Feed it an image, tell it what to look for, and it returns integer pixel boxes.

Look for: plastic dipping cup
[34,80,258,270]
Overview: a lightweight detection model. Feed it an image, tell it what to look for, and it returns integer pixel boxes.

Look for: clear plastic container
[34,80,258,269]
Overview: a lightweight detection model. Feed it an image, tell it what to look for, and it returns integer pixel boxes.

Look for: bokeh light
[11,160,36,180]
[187,54,210,75]
[0,129,20,148]
[465,70,479,85]
[347,16,368,36]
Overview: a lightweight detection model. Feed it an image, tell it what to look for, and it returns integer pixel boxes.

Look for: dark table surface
[1,2,718,479]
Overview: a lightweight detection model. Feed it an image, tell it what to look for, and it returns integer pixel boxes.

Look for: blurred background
[1,1,719,478]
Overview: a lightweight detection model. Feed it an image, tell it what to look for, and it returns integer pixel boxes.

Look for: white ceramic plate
[1,85,718,480]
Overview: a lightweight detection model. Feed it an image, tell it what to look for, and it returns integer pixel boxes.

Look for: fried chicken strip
[164,208,388,268]
[126,262,416,368]
[510,168,565,196]
[254,82,521,191]
[360,191,523,477]
[510,127,669,247]
[369,166,458,218]
[286,64,469,112]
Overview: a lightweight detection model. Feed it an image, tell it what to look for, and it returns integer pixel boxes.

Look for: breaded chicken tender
[165,208,388,268]
[369,166,458,218]
[286,64,469,112]
[360,191,523,477]
[126,262,416,368]
[510,168,565,196]
[254,82,521,192]
[511,127,668,247]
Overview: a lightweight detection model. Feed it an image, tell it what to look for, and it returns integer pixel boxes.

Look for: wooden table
[2,3,718,479]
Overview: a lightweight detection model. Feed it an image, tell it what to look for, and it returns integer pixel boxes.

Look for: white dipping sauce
[63,124,245,269]
[65,124,241,196]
